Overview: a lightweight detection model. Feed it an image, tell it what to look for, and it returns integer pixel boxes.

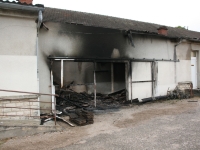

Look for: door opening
[191,57,197,89]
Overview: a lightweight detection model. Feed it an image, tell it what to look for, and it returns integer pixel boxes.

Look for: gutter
[37,10,43,33]
[0,2,44,12]
[187,39,200,44]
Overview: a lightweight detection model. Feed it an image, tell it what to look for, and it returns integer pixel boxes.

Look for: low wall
[0,95,39,120]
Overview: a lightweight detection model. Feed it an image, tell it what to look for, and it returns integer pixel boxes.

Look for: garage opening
[49,58,127,110]
[95,62,125,94]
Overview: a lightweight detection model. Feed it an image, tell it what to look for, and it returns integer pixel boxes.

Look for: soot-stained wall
[38,22,131,111]
[52,62,125,94]
[39,22,176,60]
[38,22,191,112]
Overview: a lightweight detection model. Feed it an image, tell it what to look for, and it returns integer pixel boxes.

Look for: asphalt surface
[57,101,200,150]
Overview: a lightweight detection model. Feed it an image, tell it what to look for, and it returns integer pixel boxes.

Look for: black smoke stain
[58,23,132,58]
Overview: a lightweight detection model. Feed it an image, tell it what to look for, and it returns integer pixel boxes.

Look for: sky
[33,0,200,32]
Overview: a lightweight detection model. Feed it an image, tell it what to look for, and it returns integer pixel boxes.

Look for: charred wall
[40,22,176,60]
[52,62,94,93]
[38,22,192,112]
[39,22,129,60]
[51,61,125,94]
[38,22,132,112]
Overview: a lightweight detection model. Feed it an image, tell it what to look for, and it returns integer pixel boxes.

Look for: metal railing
[0,89,57,125]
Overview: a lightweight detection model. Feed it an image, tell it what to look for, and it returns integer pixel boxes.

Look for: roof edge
[0,1,44,12]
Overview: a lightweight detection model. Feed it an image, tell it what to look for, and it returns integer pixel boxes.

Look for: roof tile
[43,7,200,41]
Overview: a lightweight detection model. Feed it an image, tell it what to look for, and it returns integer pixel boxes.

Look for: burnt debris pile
[69,109,94,126]
[52,88,126,126]
[56,88,127,112]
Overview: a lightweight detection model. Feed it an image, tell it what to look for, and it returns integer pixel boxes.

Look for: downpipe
[36,10,43,115]
[174,39,183,61]
[174,39,183,84]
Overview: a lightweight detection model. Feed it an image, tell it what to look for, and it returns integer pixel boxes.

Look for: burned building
[1,0,200,120]
[38,8,200,113]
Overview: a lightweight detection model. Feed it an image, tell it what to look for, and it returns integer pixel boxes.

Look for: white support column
[51,71,55,111]
[111,63,114,93]
[61,60,64,88]
[51,70,56,125]
[130,61,132,102]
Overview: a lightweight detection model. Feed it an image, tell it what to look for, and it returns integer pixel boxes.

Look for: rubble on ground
[56,88,126,111]
[69,109,94,126]
[41,86,127,126]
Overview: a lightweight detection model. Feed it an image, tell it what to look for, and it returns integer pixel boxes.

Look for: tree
[175,26,187,29]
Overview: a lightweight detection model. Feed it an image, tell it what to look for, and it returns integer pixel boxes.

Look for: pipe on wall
[174,39,183,61]
[174,39,183,84]
[36,10,43,116]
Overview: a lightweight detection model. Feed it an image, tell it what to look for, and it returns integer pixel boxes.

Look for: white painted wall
[126,36,174,60]
[0,16,37,56]
[128,42,192,100]
[0,55,38,96]
[156,62,176,96]
[0,14,38,97]
[191,44,200,51]
[176,60,191,83]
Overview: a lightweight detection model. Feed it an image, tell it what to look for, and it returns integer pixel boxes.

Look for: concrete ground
[1,98,200,150]
[0,119,63,140]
